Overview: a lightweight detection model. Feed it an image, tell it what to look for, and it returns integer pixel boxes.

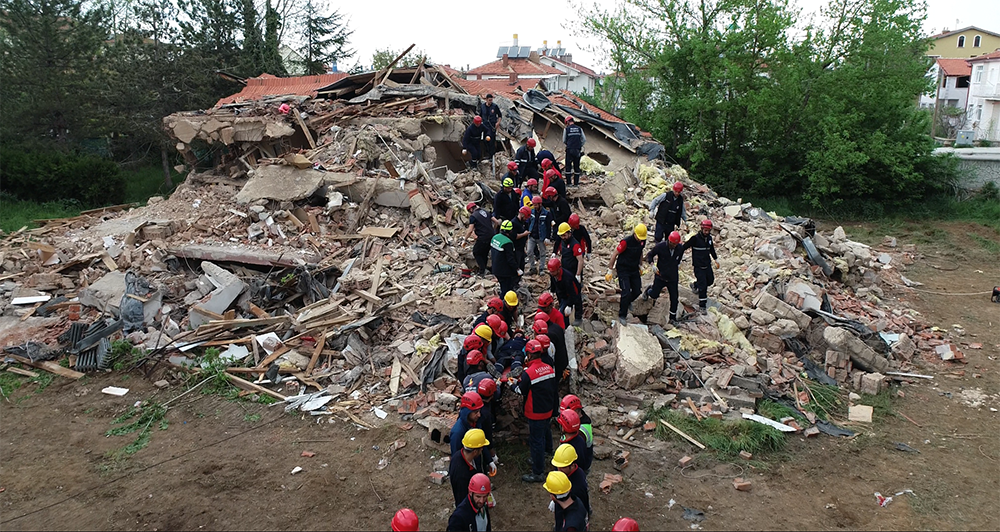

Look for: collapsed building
[0,56,966,451]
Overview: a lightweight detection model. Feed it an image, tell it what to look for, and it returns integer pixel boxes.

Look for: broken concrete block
[848,404,873,423]
[785,280,823,311]
[891,334,915,360]
[739,451,753,460]
[596,353,617,370]
[823,326,890,373]
[587,405,609,427]
[593,445,613,460]
[79,271,128,311]
[860,372,884,396]
[767,319,800,337]
[613,325,664,390]
[235,165,326,204]
[750,308,776,326]
[754,292,811,330]
[832,226,846,242]
[804,426,820,437]
[429,472,447,485]
[651,394,677,410]
[188,262,247,328]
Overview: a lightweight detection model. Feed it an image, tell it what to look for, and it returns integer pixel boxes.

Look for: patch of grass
[968,233,1000,255]
[0,371,25,398]
[110,340,145,371]
[30,372,54,394]
[800,381,845,420]
[0,194,82,233]
[492,438,531,474]
[649,408,785,459]
[757,399,806,423]
[122,165,180,204]
[244,413,262,423]
[859,388,896,422]
[104,401,169,459]
[190,347,240,400]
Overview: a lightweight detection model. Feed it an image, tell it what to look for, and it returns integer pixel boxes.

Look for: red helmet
[701,219,713,230]
[612,518,640,532]
[473,116,483,125]
[507,161,518,171]
[538,292,554,308]
[497,321,508,337]
[546,257,562,273]
[477,378,497,399]
[519,206,531,218]
[391,508,419,532]
[533,319,548,335]
[543,186,558,199]
[514,187,522,196]
[544,169,557,180]
[564,116,574,125]
[541,158,553,169]
[464,334,485,352]
[461,391,484,410]
[536,334,551,350]
[525,339,543,355]
[672,181,684,193]
[466,349,485,367]
[467,202,477,213]
[486,314,503,334]
[668,231,682,244]
[526,178,538,187]
[469,473,491,495]
[560,394,582,412]
[526,138,536,148]
[487,297,504,313]
[568,213,580,230]
[558,408,581,433]
[534,311,549,323]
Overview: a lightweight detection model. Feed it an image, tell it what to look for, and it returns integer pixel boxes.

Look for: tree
[371,46,428,71]
[260,0,286,75]
[295,0,353,75]
[581,0,940,206]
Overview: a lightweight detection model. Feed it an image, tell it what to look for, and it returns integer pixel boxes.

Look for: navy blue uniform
[448,495,491,531]
[469,208,494,275]
[463,123,491,163]
[614,235,646,319]
[554,496,588,532]
[645,241,686,320]
[449,448,485,507]
[563,123,586,185]
[683,231,717,310]
[514,145,539,181]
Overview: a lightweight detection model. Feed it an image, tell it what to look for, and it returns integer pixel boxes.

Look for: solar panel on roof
[496,46,510,58]
[517,46,531,58]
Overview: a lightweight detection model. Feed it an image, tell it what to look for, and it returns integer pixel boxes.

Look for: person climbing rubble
[545,168,567,201]
[526,197,552,275]
[513,206,531,271]
[502,161,522,189]
[643,230,685,322]
[607,224,647,325]
[479,94,502,145]
[546,257,583,326]
[450,427,489,506]
[514,339,556,483]
[462,116,491,168]
[448,473,492,531]
[515,138,540,183]
[501,291,520,330]
[535,310,567,385]
[562,116,586,187]
[568,214,592,258]
[537,149,562,176]
[492,178,519,223]
[544,186,571,231]
[683,219,719,314]
[464,202,494,277]
[648,181,687,242]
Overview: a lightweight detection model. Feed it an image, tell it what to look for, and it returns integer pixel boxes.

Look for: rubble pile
[0,69,970,458]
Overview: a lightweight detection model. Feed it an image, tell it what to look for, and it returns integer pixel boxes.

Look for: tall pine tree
[296,0,353,75]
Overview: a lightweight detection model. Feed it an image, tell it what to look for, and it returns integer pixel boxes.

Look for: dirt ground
[2,222,998,531]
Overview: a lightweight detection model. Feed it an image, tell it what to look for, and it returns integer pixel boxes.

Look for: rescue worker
[553,223,585,283]
[562,116,586,186]
[545,168,567,200]
[458,334,488,385]
[643,230,685,322]
[557,409,590,474]
[546,257,583,326]
[526,196,551,275]
[463,350,490,393]
[515,138,540,182]
[448,473,492,531]
[491,221,521,296]
[538,292,566,330]
[450,392,484,456]
[648,181,686,242]
[543,186,571,230]
[461,116,490,168]
[502,161,522,189]
[515,339,557,483]
[568,214,592,258]
[544,471,588,532]
[391,509,419,532]
[492,178,519,223]
[450,428,489,506]
[683,219,719,314]
[479,94,502,145]
[552,444,591,517]
[559,395,593,474]
[501,290,519,331]
[606,224,647,325]
[513,206,531,270]
[473,297,504,328]
[520,178,539,206]
[482,315,506,363]
[535,334,553,369]
[532,319,556,367]
[464,202,494,277]
[476,378,499,465]
[537,149,562,175]
[536,310,567,384]
[613,518,640,531]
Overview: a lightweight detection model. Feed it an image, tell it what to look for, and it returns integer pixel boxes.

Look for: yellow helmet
[523,196,533,207]
[462,428,490,449]
[558,222,571,236]
[543,471,572,496]
[504,291,519,307]
[474,324,493,342]
[551,443,578,468]
[634,223,648,241]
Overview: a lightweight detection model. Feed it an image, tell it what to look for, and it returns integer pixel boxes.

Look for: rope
[900,286,994,296]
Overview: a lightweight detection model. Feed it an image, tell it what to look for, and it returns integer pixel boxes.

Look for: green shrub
[0,146,126,207]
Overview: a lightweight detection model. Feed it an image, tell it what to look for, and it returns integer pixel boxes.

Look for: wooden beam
[294,111,316,149]
[6,367,40,378]
[254,345,290,369]
[659,419,706,449]
[305,330,327,374]
[7,354,84,380]
[225,372,287,401]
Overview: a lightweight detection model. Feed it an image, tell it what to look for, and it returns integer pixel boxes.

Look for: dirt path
[2,223,998,531]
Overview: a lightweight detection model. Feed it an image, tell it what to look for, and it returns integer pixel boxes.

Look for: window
[957,76,970,88]
[958,35,966,47]
[974,65,985,83]
[974,35,982,47]
[942,76,948,88]
[976,104,983,121]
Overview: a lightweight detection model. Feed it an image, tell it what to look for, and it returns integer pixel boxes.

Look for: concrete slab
[188,262,247,328]
[236,165,325,204]
[614,324,664,389]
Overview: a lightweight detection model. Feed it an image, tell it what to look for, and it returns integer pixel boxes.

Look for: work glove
[462,149,468,155]
[605,269,613,282]
[653,265,660,276]
[714,260,720,269]
[575,275,581,283]
[488,461,498,476]
[549,500,556,513]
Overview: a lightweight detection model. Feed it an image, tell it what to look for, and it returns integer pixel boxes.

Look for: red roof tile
[468,58,563,77]
[215,72,349,107]
[967,50,1000,63]
[545,57,599,78]
[549,91,625,124]
[454,78,539,100]
[937,58,972,77]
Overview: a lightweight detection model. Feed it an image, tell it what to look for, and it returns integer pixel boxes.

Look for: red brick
[739,451,752,460]
[301,450,316,458]
[678,456,693,468]
[733,478,752,491]
[429,472,447,485]
[643,421,656,432]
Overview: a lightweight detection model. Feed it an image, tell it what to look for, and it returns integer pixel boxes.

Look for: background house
[468,35,600,97]
[927,26,1000,59]
[966,51,1000,142]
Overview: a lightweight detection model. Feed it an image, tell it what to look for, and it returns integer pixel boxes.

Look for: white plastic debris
[291,466,303,475]
[101,386,130,397]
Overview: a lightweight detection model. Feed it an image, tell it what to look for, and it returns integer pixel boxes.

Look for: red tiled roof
[937,58,972,76]
[967,50,1000,63]
[550,91,653,138]
[215,72,349,106]
[545,57,599,78]
[453,78,539,100]
[468,58,563,77]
